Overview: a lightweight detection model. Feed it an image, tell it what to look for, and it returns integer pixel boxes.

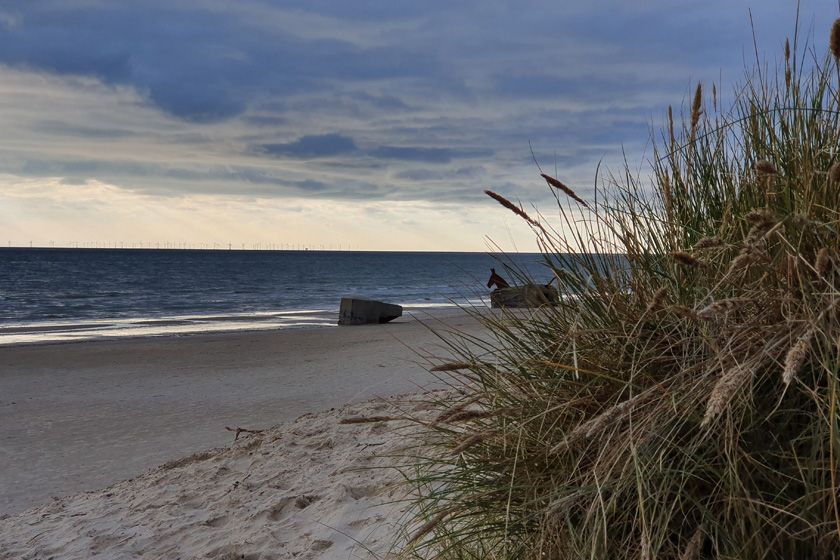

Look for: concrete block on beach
[338,298,403,325]
[490,284,558,308]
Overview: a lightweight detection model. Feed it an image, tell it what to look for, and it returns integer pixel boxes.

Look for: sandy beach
[0,392,443,559]
[0,393,446,560]
[0,309,482,520]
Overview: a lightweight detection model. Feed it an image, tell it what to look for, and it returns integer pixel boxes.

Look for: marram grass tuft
[400,23,840,560]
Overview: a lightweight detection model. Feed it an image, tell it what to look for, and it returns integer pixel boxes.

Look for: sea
[0,248,551,345]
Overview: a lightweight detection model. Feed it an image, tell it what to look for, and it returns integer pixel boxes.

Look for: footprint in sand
[294,494,320,509]
[310,539,333,551]
[203,515,229,528]
[368,423,389,435]
[309,437,334,449]
[346,484,380,500]
[347,517,372,529]
[266,496,296,521]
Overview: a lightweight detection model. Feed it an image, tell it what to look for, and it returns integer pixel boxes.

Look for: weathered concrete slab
[490,284,558,308]
[338,298,403,325]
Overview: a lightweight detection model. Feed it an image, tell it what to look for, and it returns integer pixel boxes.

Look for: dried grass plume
[697,298,750,320]
[829,162,840,184]
[783,329,813,386]
[672,251,701,267]
[831,18,840,59]
[692,236,723,250]
[754,160,778,176]
[680,526,705,560]
[691,82,703,133]
[702,363,755,428]
[815,248,832,278]
[540,173,590,208]
[430,362,473,372]
[485,190,542,229]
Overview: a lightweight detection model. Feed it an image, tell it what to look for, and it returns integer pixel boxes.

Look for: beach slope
[0,393,434,559]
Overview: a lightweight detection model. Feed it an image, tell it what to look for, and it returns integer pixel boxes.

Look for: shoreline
[0,303,482,347]
[0,308,485,516]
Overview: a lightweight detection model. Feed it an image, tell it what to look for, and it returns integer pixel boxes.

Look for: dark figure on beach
[486,268,510,289]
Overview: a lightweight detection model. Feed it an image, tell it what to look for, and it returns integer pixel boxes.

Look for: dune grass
[401,22,840,560]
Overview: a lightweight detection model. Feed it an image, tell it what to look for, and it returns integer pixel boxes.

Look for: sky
[0,1,835,251]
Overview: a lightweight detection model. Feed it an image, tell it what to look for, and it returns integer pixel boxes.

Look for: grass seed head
[644,286,669,314]
[451,431,489,455]
[783,330,813,386]
[702,363,756,428]
[743,210,776,249]
[712,82,717,112]
[670,305,699,320]
[745,208,776,226]
[691,82,703,133]
[680,526,705,560]
[744,224,770,248]
[485,190,542,229]
[830,162,840,184]
[540,173,589,207]
[434,395,482,424]
[668,105,676,147]
[430,362,473,372]
[831,19,840,59]
[407,510,449,546]
[815,248,832,278]
[692,236,723,250]
[585,391,653,438]
[672,251,702,267]
[755,160,778,176]
[726,250,761,277]
[697,298,750,320]
[784,39,792,88]
[662,173,673,217]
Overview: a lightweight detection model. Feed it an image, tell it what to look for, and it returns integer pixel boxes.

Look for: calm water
[0,249,551,344]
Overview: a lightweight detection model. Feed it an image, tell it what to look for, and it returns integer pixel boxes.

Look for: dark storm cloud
[0,0,829,204]
[253,135,492,164]
[0,3,445,122]
[0,1,737,123]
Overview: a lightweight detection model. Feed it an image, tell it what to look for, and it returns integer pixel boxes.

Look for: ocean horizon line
[0,246,544,255]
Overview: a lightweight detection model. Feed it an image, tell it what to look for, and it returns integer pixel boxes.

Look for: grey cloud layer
[254,133,493,164]
[0,0,829,205]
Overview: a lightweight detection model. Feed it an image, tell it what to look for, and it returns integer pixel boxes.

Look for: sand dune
[0,393,438,559]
